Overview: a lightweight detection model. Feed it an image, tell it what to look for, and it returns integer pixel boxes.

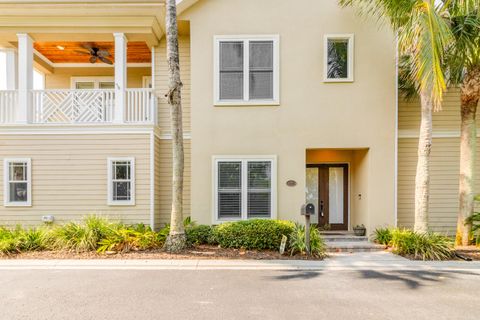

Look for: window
[4,158,31,206]
[71,77,115,89]
[214,35,279,105]
[108,158,135,205]
[213,156,277,222]
[324,34,354,82]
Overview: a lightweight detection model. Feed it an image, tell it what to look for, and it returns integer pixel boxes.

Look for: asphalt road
[0,268,479,320]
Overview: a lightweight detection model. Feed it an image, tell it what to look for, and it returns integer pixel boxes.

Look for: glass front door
[306,164,348,230]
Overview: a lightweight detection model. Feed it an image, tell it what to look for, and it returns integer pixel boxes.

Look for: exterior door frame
[306,162,350,231]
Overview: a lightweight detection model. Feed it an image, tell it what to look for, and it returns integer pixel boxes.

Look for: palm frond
[341,0,453,111]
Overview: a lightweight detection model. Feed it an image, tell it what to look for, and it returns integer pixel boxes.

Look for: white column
[114,33,127,123]
[4,48,17,90]
[16,34,33,123]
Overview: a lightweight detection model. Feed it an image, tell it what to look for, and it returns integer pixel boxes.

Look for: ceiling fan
[74,44,113,65]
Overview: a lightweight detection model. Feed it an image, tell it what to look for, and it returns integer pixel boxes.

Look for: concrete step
[326,241,386,253]
[323,235,368,242]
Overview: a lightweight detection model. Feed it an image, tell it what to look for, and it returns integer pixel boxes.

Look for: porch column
[4,48,17,90]
[16,34,33,123]
[113,33,127,123]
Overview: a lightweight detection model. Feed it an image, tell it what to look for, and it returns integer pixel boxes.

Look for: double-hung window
[214,35,280,105]
[324,34,354,82]
[108,158,135,205]
[4,158,31,206]
[214,156,277,222]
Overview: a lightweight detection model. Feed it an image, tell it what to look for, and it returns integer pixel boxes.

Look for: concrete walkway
[1,251,479,271]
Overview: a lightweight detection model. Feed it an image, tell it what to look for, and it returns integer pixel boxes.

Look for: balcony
[0,88,157,125]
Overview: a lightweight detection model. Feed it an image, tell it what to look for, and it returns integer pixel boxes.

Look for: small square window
[324,34,354,82]
[108,158,135,205]
[4,158,32,206]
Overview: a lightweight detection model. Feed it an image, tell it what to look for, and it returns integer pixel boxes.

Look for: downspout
[394,32,399,227]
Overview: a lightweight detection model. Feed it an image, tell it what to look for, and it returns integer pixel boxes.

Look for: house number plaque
[286,180,297,187]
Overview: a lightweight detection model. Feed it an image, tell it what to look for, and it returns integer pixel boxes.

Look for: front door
[306,164,348,230]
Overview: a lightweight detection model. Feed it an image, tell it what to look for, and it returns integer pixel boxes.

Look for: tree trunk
[456,67,480,246]
[164,0,186,252]
[414,90,433,233]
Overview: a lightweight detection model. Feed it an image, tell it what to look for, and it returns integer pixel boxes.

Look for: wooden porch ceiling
[33,41,151,64]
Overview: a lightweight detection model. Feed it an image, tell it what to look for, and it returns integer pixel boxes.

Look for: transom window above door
[214,35,280,106]
[324,34,354,82]
[71,76,115,89]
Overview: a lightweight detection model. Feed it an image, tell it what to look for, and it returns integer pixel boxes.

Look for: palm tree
[340,0,452,232]
[442,0,480,246]
[164,0,187,252]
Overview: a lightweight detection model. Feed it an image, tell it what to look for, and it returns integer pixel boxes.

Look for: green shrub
[97,226,160,253]
[16,228,47,252]
[466,212,480,246]
[289,223,326,258]
[46,216,116,252]
[372,227,392,245]
[0,227,17,255]
[390,228,454,260]
[186,225,216,245]
[213,219,294,250]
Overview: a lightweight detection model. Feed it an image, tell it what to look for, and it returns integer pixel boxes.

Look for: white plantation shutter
[249,41,274,100]
[216,158,275,220]
[217,161,242,218]
[219,42,244,100]
[247,161,271,217]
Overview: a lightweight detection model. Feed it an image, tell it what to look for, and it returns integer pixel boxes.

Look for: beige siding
[398,88,477,131]
[154,137,191,228]
[398,89,480,233]
[153,36,191,133]
[45,67,151,89]
[397,138,469,233]
[0,134,151,227]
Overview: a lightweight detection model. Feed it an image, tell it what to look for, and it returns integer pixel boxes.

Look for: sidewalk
[1,251,480,271]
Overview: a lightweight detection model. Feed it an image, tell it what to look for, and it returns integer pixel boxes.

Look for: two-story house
[0,0,471,235]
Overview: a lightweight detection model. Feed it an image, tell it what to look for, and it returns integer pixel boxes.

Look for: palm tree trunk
[456,68,480,246]
[414,90,433,233]
[164,0,186,252]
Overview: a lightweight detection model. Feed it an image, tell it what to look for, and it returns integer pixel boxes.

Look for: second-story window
[324,34,354,82]
[214,35,279,105]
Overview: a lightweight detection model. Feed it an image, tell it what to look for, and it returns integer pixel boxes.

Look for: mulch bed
[0,245,325,260]
[455,246,480,261]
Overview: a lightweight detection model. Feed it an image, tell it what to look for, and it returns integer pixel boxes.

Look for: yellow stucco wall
[181,0,397,231]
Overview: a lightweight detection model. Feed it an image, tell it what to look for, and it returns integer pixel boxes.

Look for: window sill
[108,201,135,206]
[4,203,32,207]
[214,100,280,107]
[213,217,272,224]
[323,78,354,83]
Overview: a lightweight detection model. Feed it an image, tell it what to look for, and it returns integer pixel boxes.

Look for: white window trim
[323,34,354,83]
[71,76,115,89]
[107,157,135,206]
[3,158,32,207]
[212,155,277,224]
[213,35,280,106]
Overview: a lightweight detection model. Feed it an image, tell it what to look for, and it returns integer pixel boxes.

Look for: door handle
[320,200,324,217]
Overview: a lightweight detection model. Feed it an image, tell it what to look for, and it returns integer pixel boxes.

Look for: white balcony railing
[32,89,115,124]
[25,88,157,125]
[126,88,157,123]
[0,90,17,124]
